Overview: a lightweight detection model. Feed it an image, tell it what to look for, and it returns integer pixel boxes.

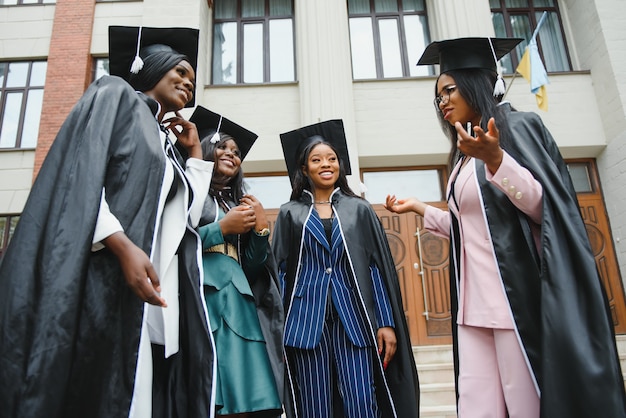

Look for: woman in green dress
[190,106,284,417]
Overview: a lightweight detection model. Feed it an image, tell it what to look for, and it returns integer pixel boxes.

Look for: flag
[516,12,550,111]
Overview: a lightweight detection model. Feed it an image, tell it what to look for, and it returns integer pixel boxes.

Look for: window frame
[212,0,296,85]
[0,60,47,150]
[0,214,20,260]
[347,0,431,80]
[490,0,572,72]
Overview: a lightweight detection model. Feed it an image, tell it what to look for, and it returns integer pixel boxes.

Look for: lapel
[305,209,331,251]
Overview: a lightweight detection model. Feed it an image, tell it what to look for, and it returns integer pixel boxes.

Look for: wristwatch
[255,227,270,237]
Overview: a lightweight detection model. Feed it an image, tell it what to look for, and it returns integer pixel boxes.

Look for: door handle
[414,227,429,320]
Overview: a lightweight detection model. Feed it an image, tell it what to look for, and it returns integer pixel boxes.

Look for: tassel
[130,26,144,75]
[493,73,506,96]
[130,55,144,74]
[209,132,221,144]
[210,116,224,143]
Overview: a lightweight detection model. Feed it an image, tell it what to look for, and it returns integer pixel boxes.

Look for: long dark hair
[290,137,358,201]
[201,132,246,203]
[435,68,513,172]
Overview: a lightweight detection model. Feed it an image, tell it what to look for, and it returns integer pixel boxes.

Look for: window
[93,58,110,81]
[0,61,47,149]
[0,0,54,4]
[212,0,295,85]
[362,168,445,204]
[348,0,431,80]
[0,215,19,260]
[244,175,292,208]
[490,0,571,73]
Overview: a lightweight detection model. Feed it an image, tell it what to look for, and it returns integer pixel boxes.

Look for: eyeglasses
[433,85,457,109]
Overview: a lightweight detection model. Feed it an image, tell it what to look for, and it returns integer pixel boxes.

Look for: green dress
[199,207,282,416]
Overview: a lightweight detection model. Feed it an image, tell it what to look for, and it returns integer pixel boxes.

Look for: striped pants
[290,315,379,418]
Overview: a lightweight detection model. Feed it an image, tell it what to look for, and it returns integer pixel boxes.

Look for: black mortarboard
[279,119,351,181]
[190,106,258,160]
[108,25,199,106]
[417,37,523,73]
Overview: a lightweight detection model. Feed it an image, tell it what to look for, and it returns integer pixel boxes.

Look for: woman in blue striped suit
[272,120,419,418]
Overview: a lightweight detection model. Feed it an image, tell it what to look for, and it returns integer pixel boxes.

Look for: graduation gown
[272,189,419,418]
[447,103,626,417]
[0,76,215,418]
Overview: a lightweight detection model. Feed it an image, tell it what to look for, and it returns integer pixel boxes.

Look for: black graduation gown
[272,190,420,418]
[448,103,626,417]
[0,76,214,418]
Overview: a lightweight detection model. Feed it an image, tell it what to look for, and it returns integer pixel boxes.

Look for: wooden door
[265,194,626,345]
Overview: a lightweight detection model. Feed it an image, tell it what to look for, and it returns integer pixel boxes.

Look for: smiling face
[214,138,242,179]
[303,143,340,191]
[144,60,196,116]
[436,73,481,127]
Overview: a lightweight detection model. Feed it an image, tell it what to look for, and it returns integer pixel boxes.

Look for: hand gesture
[240,194,269,232]
[104,232,167,307]
[455,117,504,174]
[219,205,256,235]
[163,111,202,159]
[377,326,397,370]
[385,195,427,217]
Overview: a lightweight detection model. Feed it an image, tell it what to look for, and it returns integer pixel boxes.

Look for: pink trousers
[457,325,540,418]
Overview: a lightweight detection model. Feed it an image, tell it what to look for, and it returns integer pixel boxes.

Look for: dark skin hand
[240,194,269,233]
[455,117,504,174]
[377,326,397,370]
[218,205,257,236]
[103,231,167,307]
[162,111,202,160]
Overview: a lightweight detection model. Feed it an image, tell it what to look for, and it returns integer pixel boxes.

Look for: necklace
[314,200,331,204]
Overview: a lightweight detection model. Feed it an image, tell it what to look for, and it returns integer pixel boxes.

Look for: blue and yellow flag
[516,12,550,111]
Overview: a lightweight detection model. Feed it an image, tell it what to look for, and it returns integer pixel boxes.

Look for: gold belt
[204,242,239,262]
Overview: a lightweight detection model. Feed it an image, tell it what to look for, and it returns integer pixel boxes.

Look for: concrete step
[417,362,455,385]
[420,405,458,418]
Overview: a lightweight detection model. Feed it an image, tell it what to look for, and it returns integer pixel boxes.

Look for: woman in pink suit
[385,37,626,418]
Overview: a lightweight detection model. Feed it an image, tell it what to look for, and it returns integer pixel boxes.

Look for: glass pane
[21,89,44,148]
[363,170,443,204]
[504,0,529,7]
[0,217,5,247]
[243,23,264,83]
[270,19,295,82]
[6,63,29,88]
[375,0,398,13]
[489,0,500,7]
[0,92,22,148]
[30,61,47,86]
[348,0,370,14]
[8,216,19,246]
[537,11,569,71]
[270,0,292,16]
[534,0,555,6]
[94,58,110,80]
[213,22,238,84]
[0,62,6,87]
[506,14,531,72]
[242,0,264,17]
[379,18,403,78]
[568,163,592,193]
[402,0,424,12]
[22,0,39,3]
[0,0,19,5]
[349,17,377,79]
[244,176,292,208]
[215,0,237,19]
[405,15,431,76]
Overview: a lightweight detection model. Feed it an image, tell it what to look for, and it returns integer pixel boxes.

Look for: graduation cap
[417,37,523,96]
[279,119,351,181]
[189,106,258,160]
[108,25,199,106]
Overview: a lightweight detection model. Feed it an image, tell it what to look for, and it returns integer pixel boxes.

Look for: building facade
[2,0,626,345]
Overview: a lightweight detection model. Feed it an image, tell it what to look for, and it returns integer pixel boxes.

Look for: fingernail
[383,362,388,370]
